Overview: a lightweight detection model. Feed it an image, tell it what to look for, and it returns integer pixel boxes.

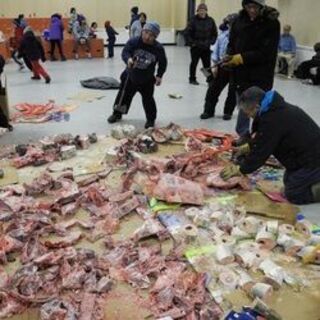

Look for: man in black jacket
[107,22,167,129]
[186,3,217,85]
[221,87,320,205]
[224,0,280,145]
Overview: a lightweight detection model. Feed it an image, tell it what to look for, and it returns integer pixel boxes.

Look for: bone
[231,226,251,240]
[296,219,313,238]
[277,234,304,256]
[235,251,260,269]
[238,271,255,293]
[278,224,295,235]
[266,221,279,234]
[239,216,263,235]
[256,229,276,250]
[183,224,198,244]
[216,244,235,265]
[259,259,285,290]
[217,235,236,249]
[219,271,238,290]
[251,283,273,302]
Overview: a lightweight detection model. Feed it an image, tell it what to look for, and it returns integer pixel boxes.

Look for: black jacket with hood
[240,91,320,174]
[186,14,217,49]
[19,31,45,61]
[227,6,280,92]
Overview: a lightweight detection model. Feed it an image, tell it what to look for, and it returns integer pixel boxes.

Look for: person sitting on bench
[73,18,91,60]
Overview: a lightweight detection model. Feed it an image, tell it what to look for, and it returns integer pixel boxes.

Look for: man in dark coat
[186,3,217,85]
[221,87,320,205]
[107,22,167,129]
[19,27,51,83]
[224,0,280,145]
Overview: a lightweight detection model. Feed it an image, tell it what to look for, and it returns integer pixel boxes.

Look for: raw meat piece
[0,194,36,213]
[115,196,141,219]
[60,201,80,216]
[108,190,134,202]
[23,172,54,196]
[133,219,165,241]
[62,265,86,289]
[185,137,204,152]
[0,235,23,255]
[0,292,26,319]
[54,180,80,206]
[152,174,204,205]
[40,298,78,320]
[206,168,251,191]
[44,231,82,249]
[79,293,96,320]
[0,268,9,288]
[77,175,99,187]
[21,237,47,264]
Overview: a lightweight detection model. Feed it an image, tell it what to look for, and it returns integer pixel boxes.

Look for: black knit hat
[242,0,265,7]
[131,6,139,14]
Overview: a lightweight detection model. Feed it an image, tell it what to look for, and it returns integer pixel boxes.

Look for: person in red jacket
[19,27,51,83]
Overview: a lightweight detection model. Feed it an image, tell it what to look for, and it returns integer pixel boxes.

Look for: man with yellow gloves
[224,0,280,146]
[221,87,320,205]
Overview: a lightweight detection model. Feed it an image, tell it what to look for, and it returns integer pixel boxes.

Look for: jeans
[108,39,115,58]
[50,40,65,58]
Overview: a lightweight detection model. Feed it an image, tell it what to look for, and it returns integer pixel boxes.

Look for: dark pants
[204,68,236,116]
[50,40,65,58]
[284,168,320,204]
[113,74,157,122]
[12,50,23,66]
[295,59,320,85]
[189,46,211,81]
[108,39,115,58]
[23,55,33,71]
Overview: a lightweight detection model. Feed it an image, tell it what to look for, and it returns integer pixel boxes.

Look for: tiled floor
[1,46,320,222]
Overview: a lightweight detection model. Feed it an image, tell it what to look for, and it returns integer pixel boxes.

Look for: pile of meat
[0,169,223,319]
[121,146,251,206]
[8,133,98,169]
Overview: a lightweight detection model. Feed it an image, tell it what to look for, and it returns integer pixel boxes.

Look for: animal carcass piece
[206,168,251,191]
[151,174,204,205]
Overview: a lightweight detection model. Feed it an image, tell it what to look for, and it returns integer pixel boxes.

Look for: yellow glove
[233,143,250,158]
[220,164,241,181]
[223,54,244,67]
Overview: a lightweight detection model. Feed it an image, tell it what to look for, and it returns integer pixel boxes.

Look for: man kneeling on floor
[107,21,167,129]
[220,86,320,205]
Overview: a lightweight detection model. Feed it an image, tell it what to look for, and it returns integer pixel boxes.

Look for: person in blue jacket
[49,14,66,61]
[277,25,297,78]
[200,14,238,120]
[221,86,320,204]
[107,22,167,129]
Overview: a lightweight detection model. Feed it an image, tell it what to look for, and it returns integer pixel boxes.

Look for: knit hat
[23,26,33,34]
[197,3,208,11]
[242,0,265,7]
[131,6,139,15]
[143,21,160,37]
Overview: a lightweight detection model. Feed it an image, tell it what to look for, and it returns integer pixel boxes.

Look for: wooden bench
[42,37,104,60]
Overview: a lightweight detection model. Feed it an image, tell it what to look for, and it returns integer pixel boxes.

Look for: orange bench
[42,37,104,60]
[0,42,10,60]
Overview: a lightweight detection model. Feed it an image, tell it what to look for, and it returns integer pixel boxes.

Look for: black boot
[223,114,232,121]
[200,112,214,120]
[189,79,199,85]
[107,113,122,124]
[145,120,155,129]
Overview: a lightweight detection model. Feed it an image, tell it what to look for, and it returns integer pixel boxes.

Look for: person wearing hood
[130,7,140,27]
[223,0,280,146]
[72,19,91,60]
[49,14,66,61]
[10,15,30,70]
[19,27,51,83]
[200,14,238,121]
[220,86,320,205]
[186,3,217,85]
[107,21,167,129]
[130,12,147,38]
